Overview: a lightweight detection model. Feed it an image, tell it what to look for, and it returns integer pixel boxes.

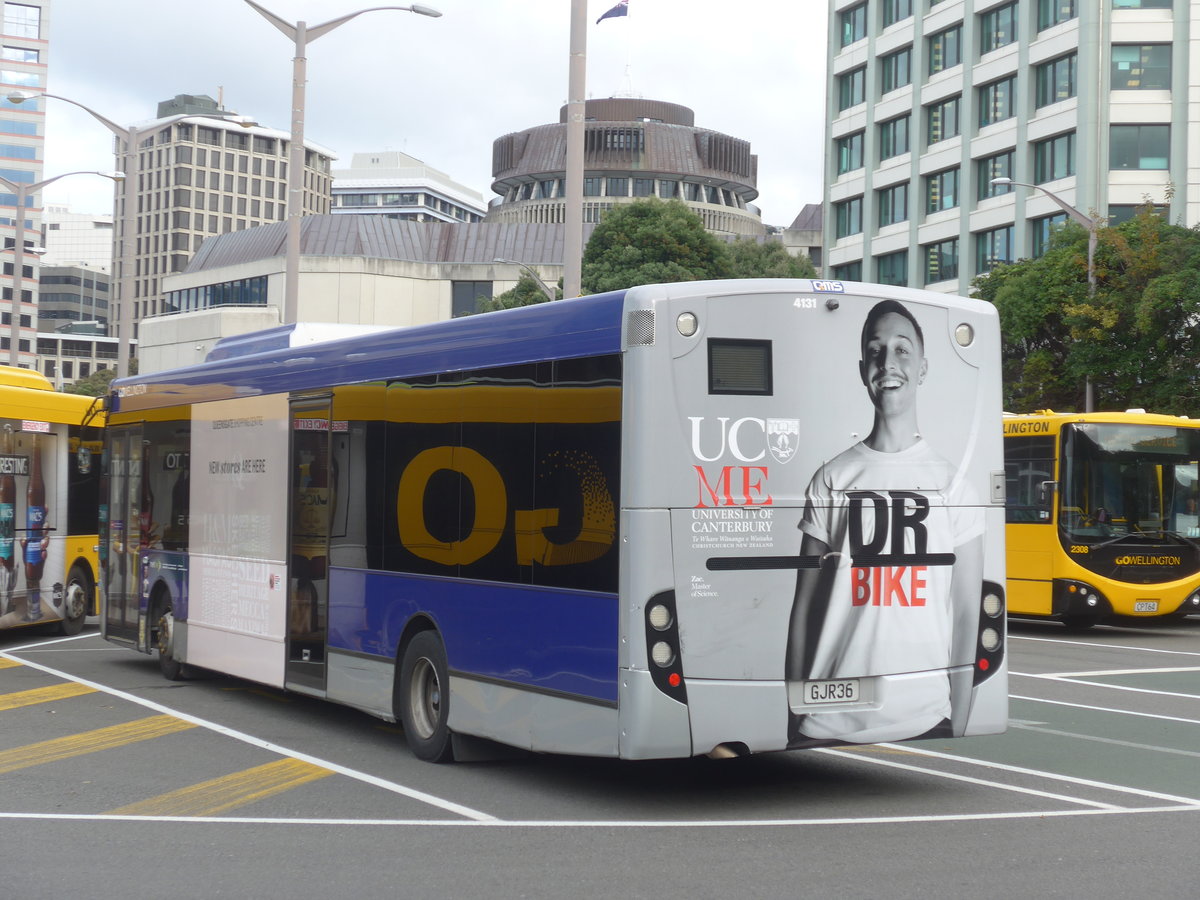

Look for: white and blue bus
[102,279,1007,761]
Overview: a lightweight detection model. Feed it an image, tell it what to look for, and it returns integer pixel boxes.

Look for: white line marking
[0,646,497,823]
[815,749,1120,809]
[1010,722,1200,759]
[1012,671,1199,700]
[0,806,1197,827]
[1038,666,1200,678]
[1009,634,1200,657]
[880,744,1200,806]
[1012,693,1200,726]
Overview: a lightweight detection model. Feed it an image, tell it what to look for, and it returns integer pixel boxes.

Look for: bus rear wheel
[59,564,92,636]
[397,631,454,763]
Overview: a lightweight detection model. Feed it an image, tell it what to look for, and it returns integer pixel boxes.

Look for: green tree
[581,198,730,293]
[973,206,1200,414]
[477,273,559,313]
[724,237,817,279]
[63,359,137,397]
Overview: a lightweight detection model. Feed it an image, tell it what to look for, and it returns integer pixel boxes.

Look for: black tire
[154,594,184,681]
[396,631,454,763]
[59,564,93,636]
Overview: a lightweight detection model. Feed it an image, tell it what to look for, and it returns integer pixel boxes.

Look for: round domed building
[487,98,764,237]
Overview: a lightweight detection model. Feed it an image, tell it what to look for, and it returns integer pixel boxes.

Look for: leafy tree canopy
[581,198,732,293]
[973,205,1200,414]
[724,237,817,279]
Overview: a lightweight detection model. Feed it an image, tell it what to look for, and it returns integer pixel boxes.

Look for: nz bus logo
[767,419,799,464]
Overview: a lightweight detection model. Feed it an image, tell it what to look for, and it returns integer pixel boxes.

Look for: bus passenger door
[102,425,142,643]
[286,398,332,692]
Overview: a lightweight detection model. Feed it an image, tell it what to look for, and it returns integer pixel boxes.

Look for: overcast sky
[39,0,829,228]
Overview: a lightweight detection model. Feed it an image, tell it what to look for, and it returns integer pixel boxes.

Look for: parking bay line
[0,715,197,775]
[0,681,97,711]
[3,646,497,823]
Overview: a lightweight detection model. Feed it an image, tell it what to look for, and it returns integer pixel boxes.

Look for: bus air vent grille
[626,309,655,346]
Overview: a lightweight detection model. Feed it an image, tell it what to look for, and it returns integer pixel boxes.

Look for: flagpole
[563,0,586,299]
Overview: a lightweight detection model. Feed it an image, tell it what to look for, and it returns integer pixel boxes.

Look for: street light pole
[7,91,256,378]
[243,1,442,326]
[1,170,123,368]
[992,177,1100,412]
[493,257,556,301]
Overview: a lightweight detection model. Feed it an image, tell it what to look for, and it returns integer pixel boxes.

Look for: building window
[878,114,910,160]
[606,177,628,197]
[1107,204,1168,225]
[583,177,602,197]
[976,225,1015,274]
[881,47,912,94]
[451,281,491,317]
[924,238,959,285]
[977,150,1015,200]
[928,26,962,75]
[832,261,862,281]
[1035,132,1076,182]
[2,3,40,38]
[632,178,654,197]
[1035,53,1077,107]
[978,76,1016,127]
[837,67,866,111]
[834,196,863,239]
[839,2,867,47]
[1111,45,1171,91]
[1110,0,1171,7]
[882,0,913,27]
[877,182,908,227]
[980,2,1018,54]
[925,168,960,213]
[876,251,908,286]
[1111,125,1169,169]
[1031,213,1067,257]
[926,95,961,145]
[1038,0,1076,31]
[836,131,865,175]
[658,180,679,198]
[1,45,38,62]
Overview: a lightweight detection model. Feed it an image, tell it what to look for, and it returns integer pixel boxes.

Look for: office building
[332,151,485,223]
[1,0,48,367]
[826,0,1186,293]
[117,94,336,335]
[488,97,765,236]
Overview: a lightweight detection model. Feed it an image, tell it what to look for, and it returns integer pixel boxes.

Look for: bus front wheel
[154,595,184,681]
[59,564,92,636]
[397,631,454,763]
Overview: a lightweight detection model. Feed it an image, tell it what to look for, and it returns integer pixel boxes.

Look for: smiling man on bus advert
[785,299,983,744]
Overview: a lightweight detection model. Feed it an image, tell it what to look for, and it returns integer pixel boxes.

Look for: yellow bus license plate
[1133,601,1158,612]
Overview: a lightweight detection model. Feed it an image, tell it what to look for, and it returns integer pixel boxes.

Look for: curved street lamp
[493,257,556,301]
[992,177,1100,412]
[243,1,442,326]
[1,169,124,368]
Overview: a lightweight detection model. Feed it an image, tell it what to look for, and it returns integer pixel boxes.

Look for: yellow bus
[0,365,103,634]
[1004,409,1200,626]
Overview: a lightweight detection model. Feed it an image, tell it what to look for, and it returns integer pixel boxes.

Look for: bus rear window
[708,339,772,395]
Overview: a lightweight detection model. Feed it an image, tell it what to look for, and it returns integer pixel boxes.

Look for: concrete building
[488,97,765,236]
[146,216,590,373]
[1,0,49,367]
[117,93,336,341]
[41,204,113,271]
[332,151,485,223]
[825,0,1187,293]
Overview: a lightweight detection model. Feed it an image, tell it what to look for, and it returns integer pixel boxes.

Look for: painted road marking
[0,659,21,669]
[109,758,334,817]
[0,681,97,711]
[0,715,196,775]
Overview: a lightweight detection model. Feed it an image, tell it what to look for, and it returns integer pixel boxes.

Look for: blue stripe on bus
[112,291,629,412]
[327,567,620,705]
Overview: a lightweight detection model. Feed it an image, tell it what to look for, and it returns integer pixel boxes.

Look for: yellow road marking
[0,682,97,711]
[108,758,334,817]
[0,658,22,669]
[0,715,196,775]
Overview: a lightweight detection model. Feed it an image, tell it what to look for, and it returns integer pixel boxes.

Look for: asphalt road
[1,616,1198,899]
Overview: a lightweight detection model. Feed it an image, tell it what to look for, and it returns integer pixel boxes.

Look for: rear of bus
[617,280,1007,757]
